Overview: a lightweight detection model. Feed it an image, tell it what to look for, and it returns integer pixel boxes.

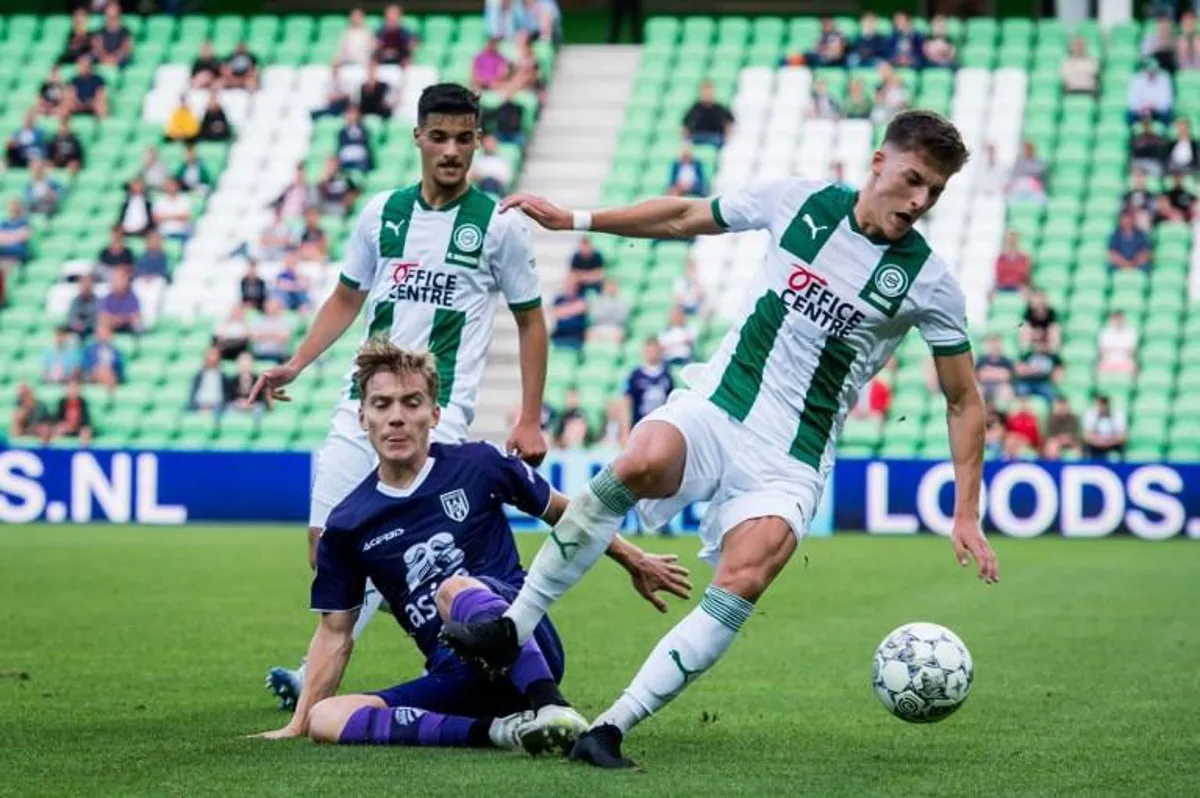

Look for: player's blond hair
[352,337,440,405]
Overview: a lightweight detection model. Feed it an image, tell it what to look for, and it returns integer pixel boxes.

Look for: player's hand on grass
[951,517,999,584]
[506,419,548,467]
[499,193,572,230]
[629,552,693,612]
[249,361,301,409]
[249,724,305,740]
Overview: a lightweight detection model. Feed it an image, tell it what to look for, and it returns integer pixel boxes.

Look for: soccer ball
[871,622,973,723]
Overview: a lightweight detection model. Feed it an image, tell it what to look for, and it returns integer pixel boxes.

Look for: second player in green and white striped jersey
[339,183,541,436]
[691,179,970,481]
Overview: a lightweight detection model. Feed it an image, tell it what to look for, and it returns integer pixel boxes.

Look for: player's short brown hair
[353,337,440,405]
[882,110,970,174]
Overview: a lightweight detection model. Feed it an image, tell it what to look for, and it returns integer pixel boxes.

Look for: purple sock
[338,705,490,747]
[450,587,558,698]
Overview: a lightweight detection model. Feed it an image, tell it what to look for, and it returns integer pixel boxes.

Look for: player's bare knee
[307,699,343,744]
[435,574,486,620]
[712,565,771,603]
[613,422,686,497]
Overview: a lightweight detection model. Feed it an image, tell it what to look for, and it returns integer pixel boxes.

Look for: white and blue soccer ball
[872,622,973,723]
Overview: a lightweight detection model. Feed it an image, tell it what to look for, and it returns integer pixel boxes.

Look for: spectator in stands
[230,352,265,413]
[311,63,353,120]
[68,56,108,119]
[1141,16,1176,73]
[135,230,171,285]
[1178,11,1199,71]
[842,79,873,120]
[1014,339,1064,404]
[140,146,168,192]
[852,358,894,419]
[273,253,311,312]
[598,398,630,448]
[923,15,957,68]
[1042,396,1083,459]
[66,274,100,338]
[667,145,707,197]
[275,164,313,222]
[673,258,707,318]
[42,326,82,385]
[626,337,673,427]
[984,405,1007,459]
[550,272,588,350]
[682,80,734,148]
[1130,119,1167,179]
[472,37,510,91]
[176,144,212,194]
[296,208,329,262]
[38,67,69,118]
[1009,140,1049,202]
[1096,311,1139,375]
[1164,172,1197,221]
[1020,289,1061,351]
[249,296,295,364]
[6,110,47,169]
[255,205,295,261]
[1005,395,1042,452]
[993,230,1032,293]
[59,9,93,66]
[975,335,1016,404]
[1127,58,1173,124]
[358,60,394,119]
[977,141,1008,197]
[586,279,629,344]
[23,159,65,217]
[53,378,94,446]
[99,266,141,333]
[848,12,888,67]
[871,62,910,126]
[504,32,545,98]
[191,41,223,89]
[12,383,53,442]
[659,306,696,367]
[484,88,526,145]
[1108,210,1153,273]
[240,260,267,312]
[336,106,373,172]
[82,322,124,392]
[1083,394,1127,460]
[1165,117,1198,174]
[213,303,250,360]
[887,11,924,69]
[806,17,847,67]
[117,176,154,237]
[1123,168,1157,229]
[0,199,33,266]
[807,79,841,120]
[92,2,133,68]
[376,4,418,65]
[553,390,592,449]
[47,115,84,174]
[336,9,376,68]
[197,94,232,142]
[316,155,360,217]
[189,347,233,414]
[470,134,512,196]
[152,178,193,241]
[222,42,260,92]
[568,236,605,295]
[1061,37,1099,95]
[165,95,201,143]
[97,226,135,278]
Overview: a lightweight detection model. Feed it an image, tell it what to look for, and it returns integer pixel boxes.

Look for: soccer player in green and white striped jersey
[441,110,1000,767]
[251,84,550,709]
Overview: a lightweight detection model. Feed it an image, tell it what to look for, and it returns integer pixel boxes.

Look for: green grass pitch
[1,527,1197,797]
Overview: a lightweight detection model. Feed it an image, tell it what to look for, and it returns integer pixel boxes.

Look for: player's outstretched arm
[251,611,357,739]
[934,352,999,584]
[501,193,723,240]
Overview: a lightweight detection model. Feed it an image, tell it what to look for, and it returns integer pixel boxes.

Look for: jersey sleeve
[917,272,973,357]
[481,442,553,518]
[310,521,367,613]
[709,179,797,232]
[337,191,388,292]
[489,211,542,312]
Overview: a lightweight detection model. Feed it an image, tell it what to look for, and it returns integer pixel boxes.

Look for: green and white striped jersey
[692,179,970,479]
[338,185,542,432]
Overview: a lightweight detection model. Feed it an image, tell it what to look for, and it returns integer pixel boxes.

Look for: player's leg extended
[574,518,797,768]
[308,693,530,750]
[441,421,688,662]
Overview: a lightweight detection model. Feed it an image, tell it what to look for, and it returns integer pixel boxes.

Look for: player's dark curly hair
[417,82,480,127]
[353,337,441,406]
[882,110,970,174]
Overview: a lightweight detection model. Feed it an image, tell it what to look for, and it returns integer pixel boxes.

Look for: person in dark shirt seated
[974,335,1015,404]
[667,146,707,198]
[222,42,259,92]
[681,80,734,148]
[83,322,125,392]
[191,41,223,89]
[923,15,958,68]
[97,226,135,278]
[68,56,108,118]
[1107,210,1153,273]
[47,115,84,174]
[316,155,360,217]
[483,89,526,146]
[54,378,94,446]
[59,9,93,66]
[358,61,394,118]
[134,230,172,285]
[848,12,889,67]
[240,260,267,312]
[1014,340,1064,404]
[92,3,133,68]
[551,272,588,350]
[887,11,925,68]
[568,236,605,296]
[0,198,32,266]
[336,106,373,172]
[625,337,675,427]
[805,17,847,67]
[375,3,418,65]
[5,111,46,169]
[197,94,232,141]
[38,66,69,117]
[1164,173,1196,222]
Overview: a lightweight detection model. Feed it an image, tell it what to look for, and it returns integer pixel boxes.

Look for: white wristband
[572,210,593,231]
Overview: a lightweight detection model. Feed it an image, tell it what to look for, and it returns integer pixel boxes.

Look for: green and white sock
[506,467,638,643]
[592,586,755,735]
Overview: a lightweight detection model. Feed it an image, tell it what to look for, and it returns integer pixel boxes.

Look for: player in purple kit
[252,339,690,753]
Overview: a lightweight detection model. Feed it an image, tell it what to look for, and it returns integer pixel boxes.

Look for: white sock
[506,466,637,643]
[352,580,385,641]
[592,586,754,735]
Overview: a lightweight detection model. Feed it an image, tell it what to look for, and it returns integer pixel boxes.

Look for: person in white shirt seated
[1096,311,1138,375]
[657,306,697,368]
[152,178,193,241]
[336,8,377,67]
[469,134,513,196]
